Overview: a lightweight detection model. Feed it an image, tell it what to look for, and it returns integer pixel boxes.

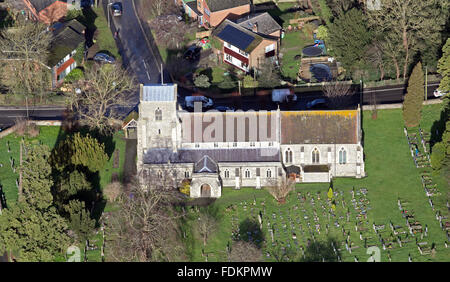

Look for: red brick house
[212,13,281,72]
[22,0,70,25]
[182,0,251,28]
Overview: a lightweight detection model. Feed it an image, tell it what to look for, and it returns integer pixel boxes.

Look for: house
[21,0,80,25]
[136,84,365,198]
[212,17,280,72]
[182,0,251,28]
[48,19,85,88]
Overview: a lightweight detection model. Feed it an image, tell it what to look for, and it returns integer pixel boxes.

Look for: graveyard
[183,104,450,262]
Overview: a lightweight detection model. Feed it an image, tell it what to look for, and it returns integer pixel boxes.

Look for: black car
[111,2,122,16]
[306,98,328,109]
[183,46,201,61]
[93,52,116,64]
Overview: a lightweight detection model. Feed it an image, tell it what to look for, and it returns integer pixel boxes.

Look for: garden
[181,104,450,262]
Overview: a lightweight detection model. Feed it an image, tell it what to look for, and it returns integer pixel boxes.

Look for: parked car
[306,98,328,109]
[111,2,122,16]
[93,52,115,64]
[272,88,297,104]
[433,89,448,98]
[185,96,213,109]
[183,46,201,61]
[215,106,235,112]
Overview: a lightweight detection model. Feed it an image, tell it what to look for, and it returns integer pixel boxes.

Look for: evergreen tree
[402,62,424,128]
[437,38,450,93]
[327,8,372,76]
[64,200,96,243]
[0,144,70,261]
[52,133,108,172]
[21,144,53,210]
[0,203,70,261]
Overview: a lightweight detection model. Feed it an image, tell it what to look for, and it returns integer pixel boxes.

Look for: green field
[182,104,450,262]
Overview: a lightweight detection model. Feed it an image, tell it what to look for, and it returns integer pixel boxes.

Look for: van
[185,96,214,109]
[272,88,297,104]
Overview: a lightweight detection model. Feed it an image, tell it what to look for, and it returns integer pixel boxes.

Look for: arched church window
[312,148,320,164]
[155,108,162,121]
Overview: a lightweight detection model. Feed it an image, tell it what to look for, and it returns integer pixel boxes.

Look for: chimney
[252,23,258,33]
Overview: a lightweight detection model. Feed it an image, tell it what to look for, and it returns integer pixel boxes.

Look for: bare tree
[229,241,262,262]
[266,177,294,204]
[106,180,185,262]
[0,19,51,99]
[68,64,137,135]
[103,182,122,202]
[197,212,217,247]
[322,80,354,109]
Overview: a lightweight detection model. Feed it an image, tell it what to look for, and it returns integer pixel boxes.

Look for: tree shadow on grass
[429,98,449,150]
[239,218,264,248]
[299,237,341,262]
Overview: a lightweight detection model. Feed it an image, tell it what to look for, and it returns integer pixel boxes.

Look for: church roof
[180,111,278,143]
[194,155,218,173]
[280,110,358,144]
[143,148,280,164]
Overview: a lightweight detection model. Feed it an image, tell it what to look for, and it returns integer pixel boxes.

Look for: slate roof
[204,0,250,12]
[179,111,278,143]
[143,148,280,164]
[236,12,281,37]
[280,110,358,144]
[194,155,218,173]
[186,1,200,15]
[213,19,264,53]
[48,19,85,66]
[142,84,176,102]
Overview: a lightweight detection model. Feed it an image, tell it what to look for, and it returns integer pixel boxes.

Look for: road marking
[143,60,151,81]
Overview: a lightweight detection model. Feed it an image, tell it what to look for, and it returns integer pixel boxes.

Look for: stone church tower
[136,84,181,173]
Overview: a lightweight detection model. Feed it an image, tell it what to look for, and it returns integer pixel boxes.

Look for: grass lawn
[92,7,120,60]
[183,104,450,262]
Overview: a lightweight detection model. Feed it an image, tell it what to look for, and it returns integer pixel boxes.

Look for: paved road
[0,107,65,129]
[104,0,171,107]
[205,82,441,111]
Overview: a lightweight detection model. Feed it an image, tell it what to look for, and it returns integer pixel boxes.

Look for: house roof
[213,19,264,53]
[143,148,280,164]
[142,84,176,102]
[280,110,358,144]
[48,19,85,66]
[204,0,250,12]
[28,0,63,13]
[179,111,278,143]
[236,12,281,37]
[185,1,200,15]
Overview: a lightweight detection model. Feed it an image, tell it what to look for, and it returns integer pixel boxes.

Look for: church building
[136,84,365,198]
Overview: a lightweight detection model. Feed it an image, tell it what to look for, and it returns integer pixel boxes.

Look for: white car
[433,89,448,97]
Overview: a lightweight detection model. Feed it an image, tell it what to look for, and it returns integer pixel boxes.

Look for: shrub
[431,142,446,170]
[179,179,190,196]
[64,68,84,83]
[316,25,328,41]
[194,74,211,88]
[243,75,258,88]
[104,182,122,202]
